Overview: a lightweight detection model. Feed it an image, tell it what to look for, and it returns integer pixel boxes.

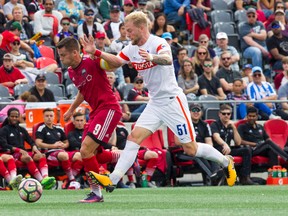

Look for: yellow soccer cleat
[88,171,115,193]
[224,155,237,187]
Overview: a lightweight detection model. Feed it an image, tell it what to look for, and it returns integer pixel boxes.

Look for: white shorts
[135,93,196,143]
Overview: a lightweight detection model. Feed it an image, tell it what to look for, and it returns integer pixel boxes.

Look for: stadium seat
[234,10,248,24]
[211,0,229,10]
[13,84,31,99]
[46,84,65,98]
[198,95,219,120]
[204,119,216,125]
[213,22,236,37]
[39,45,55,59]
[44,72,60,84]
[210,10,233,24]
[36,57,57,69]
[264,119,288,149]
[64,121,75,136]
[0,97,12,110]
[66,84,78,99]
[0,85,11,98]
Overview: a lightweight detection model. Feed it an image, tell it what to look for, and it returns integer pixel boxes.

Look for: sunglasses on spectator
[222,57,231,61]
[203,64,212,67]
[272,24,280,29]
[12,42,20,45]
[86,13,94,16]
[198,52,207,55]
[191,108,201,113]
[136,81,143,84]
[62,22,70,25]
[253,73,262,77]
[221,112,231,116]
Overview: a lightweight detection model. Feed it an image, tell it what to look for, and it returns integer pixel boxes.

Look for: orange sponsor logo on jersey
[132,61,157,70]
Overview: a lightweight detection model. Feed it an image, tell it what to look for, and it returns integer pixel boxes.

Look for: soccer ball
[18,178,43,203]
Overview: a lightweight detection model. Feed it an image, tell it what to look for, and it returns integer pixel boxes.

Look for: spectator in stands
[3,0,28,21]
[127,76,149,122]
[5,6,34,40]
[34,0,63,45]
[77,8,105,40]
[0,91,38,123]
[246,66,283,120]
[191,45,211,77]
[266,10,288,38]
[191,0,211,12]
[266,21,288,70]
[95,31,111,52]
[0,53,28,95]
[0,10,6,33]
[238,106,288,167]
[211,104,255,185]
[136,0,155,24]
[226,79,252,120]
[241,64,253,87]
[216,51,242,95]
[0,107,56,189]
[35,108,80,189]
[151,13,177,43]
[214,32,240,72]
[197,58,226,100]
[162,32,182,60]
[258,0,274,19]
[239,8,269,67]
[54,17,76,45]
[274,57,288,90]
[235,0,257,11]
[173,47,188,79]
[163,0,190,30]
[177,59,199,99]
[29,74,56,102]
[123,63,138,84]
[58,0,84,29]
[277,82,288,119]
[99,0,122,21]
[110,23,130,54]
[121,0,135,21]
[27,0,44,21]
[103,5,122,42]
[175,103,223,185]
[107,72,131,122]
[192,34,219,74]
[0,22,34,62]
[264,1,286,30]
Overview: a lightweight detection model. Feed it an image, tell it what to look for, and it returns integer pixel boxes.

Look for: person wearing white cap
[246,66,281,120]
[214,32,240,72]
[239,8,269,68]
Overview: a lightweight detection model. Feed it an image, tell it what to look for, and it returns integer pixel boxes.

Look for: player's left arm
[139,48,172,65]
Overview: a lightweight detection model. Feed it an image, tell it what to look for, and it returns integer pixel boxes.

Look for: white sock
[195,142,229,167]
[110,140,140,185]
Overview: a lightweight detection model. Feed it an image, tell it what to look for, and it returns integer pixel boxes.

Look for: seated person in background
[216,51,242,95]
[127,76,149,122]
[197,58,226,100]
[211,104,255,185]
[29,74,56,102]
[226,79,252,120]
[151,13,177,42]
[0,53,28,96]
[191,46,211,77]
[0,107,56,189]
[277,82,288,120]
[213,32,240,72]
[110,23,130,54]
[35,108,80,189]
[173,47,188,79]
[175,103,222,186]
[3,0,28,21]
[267,20,288,70]
[107,72,131,122]
[54,17,77,45]
[190,0,211,12]
[162,32,182,61]
[241,64,253,87]
[246,66,283,120]
[266,10,288,38]
[238,106,288,167]
[177,59,199,100]
[0,91,38,122]
[0,153,22,189]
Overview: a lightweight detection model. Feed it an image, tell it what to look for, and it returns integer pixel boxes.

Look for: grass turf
[1,186,288,216]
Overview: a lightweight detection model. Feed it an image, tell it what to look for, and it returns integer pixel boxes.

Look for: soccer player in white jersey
[83,11,237,194]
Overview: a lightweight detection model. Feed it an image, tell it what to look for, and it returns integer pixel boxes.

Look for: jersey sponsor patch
[132,61,157,71]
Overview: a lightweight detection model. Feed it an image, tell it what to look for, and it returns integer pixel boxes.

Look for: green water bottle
[141,171,148,188]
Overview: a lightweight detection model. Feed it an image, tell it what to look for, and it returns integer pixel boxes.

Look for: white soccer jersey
[118,34,182,104]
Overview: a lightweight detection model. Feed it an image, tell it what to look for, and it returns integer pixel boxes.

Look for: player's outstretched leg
[9,174,23,190]
[223,155,237,186]
[88,171,115,193]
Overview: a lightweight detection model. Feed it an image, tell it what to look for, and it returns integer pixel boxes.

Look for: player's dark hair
[56,37,80,52]
[2,107,20,126]
[233,78,243,84]
[247,106,258,114]
[73,112,85,118]
[177,47,188,55]
[119,22,125,30]
[43,108,54,114]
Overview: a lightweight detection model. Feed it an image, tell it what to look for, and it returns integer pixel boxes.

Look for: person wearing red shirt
[0,53,28,95]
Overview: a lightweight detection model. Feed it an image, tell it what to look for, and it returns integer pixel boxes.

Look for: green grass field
[1,186,288,216]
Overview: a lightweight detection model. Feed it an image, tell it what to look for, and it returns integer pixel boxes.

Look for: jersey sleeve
[118,45,131,64]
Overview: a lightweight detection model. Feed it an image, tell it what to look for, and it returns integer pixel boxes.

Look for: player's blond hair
[125,11,148,28]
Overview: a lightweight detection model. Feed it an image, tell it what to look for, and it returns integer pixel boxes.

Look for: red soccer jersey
[0,30,16,52]
[68,57,121,117]
[0,66,26,95]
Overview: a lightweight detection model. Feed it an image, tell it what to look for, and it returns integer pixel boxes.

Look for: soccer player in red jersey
[56,37,122,203]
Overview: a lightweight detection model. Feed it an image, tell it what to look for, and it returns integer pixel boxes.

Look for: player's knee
[22,155,33,163]
[80,146,92,159]
[182,142,197,156]
[57,152,69,161]
[144,151,158,160]
[73,152,82,162]
[33,153,43,161]
[1,154,13,161]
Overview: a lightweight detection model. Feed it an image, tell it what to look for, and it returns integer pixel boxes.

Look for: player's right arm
[64,91,84,122]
